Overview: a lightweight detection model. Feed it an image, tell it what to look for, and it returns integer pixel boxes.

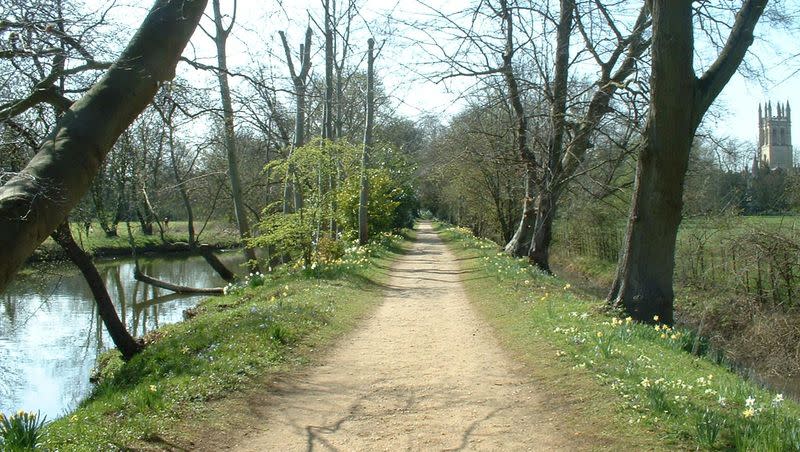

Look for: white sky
[87,0,800,150]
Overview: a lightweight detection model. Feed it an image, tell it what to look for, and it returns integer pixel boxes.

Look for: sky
[85,0,800,153]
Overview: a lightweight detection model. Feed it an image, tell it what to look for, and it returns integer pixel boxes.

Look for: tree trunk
[504,170,536,257]
[211,0,259,271]
[52,222,142,360]
[359,38,375,245]
[167,134,195,247]
[609,0,766,325]
[527,0,573,273]
[323,0,335,140]
[134,266,224,294]
[0,0,207,293]
[199,244,235,282]
[279,27,312,215]
[529,189,560,273]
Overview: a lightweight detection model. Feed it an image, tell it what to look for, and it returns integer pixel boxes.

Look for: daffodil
[653,315,659,322]
[742,407,755,418]
[149,384,157,392]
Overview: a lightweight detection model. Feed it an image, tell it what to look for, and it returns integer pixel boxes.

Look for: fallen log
[133,266,224,294]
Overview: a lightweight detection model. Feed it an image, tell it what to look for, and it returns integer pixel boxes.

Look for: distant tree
[209,0,259,270]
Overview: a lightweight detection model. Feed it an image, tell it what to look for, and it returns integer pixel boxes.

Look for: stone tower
[758,100,793,170]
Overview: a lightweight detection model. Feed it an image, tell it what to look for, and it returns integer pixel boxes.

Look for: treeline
[0,0,422,360]
[413,0,792,326]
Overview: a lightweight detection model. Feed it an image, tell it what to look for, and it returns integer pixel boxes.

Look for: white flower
[718,396,727,407]
[745,396,756,408]
[773,393,784,406]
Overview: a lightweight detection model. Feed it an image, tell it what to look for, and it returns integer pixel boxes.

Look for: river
[0,251,242,420]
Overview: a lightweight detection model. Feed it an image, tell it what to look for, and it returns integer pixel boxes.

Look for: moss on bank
[436,223,800,451]
[42,232,408,450]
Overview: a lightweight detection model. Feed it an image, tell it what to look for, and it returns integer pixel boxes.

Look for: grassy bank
[31,221,240,262]
[35,231,408,450]
[554,214,800,389]
[436,223,800,451]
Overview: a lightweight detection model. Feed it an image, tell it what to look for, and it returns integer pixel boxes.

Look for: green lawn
[32,221,240,260]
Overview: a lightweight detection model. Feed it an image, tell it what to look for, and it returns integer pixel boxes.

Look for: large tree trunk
[0,0,207,293]
[609,0,767,324]
[527,0,573,273]
[358,38,375,245]
[52,222,142,360]
[529,189,560,273]
[211,0,258,271]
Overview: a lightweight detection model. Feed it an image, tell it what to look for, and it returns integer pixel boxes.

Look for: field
[31,221,241,261]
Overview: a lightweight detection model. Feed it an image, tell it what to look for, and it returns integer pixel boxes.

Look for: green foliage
[336,168,415,237]
[256,139,416,260]
[250,211,314,264]
[0,410,47,451]
[316,237,345,263]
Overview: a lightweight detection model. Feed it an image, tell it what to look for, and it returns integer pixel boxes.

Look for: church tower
[758,100,793,170]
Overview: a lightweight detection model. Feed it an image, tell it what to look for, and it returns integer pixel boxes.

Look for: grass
[40,231,409,450]
[32,221,240,261]
[554,213,800,382]
[435,222,800,451]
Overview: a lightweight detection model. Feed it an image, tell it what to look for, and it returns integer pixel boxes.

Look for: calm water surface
[0,251,243,419]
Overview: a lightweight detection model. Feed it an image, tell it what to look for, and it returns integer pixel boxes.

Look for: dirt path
[230,223,573,451]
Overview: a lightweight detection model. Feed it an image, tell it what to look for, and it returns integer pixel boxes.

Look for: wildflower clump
[0,410,47,450]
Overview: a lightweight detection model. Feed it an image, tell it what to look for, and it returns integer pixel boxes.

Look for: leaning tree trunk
[211,0,259,271]
[0,0,207,293]
[609,0,767,325]
[358,38,375,245]
[52,222,142,360]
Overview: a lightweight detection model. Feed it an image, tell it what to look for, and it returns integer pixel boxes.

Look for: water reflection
[0,251,242,419]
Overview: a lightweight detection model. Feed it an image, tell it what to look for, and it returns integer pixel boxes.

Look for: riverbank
[436,223,800,450]
[550,251,800,400]
[39,231,409,450]
[28,221,241,263]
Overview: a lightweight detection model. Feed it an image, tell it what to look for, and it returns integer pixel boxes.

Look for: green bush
[336,168,416,237]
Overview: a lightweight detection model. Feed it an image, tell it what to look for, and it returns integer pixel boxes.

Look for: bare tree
[279,27,313,213]
[208,0,259,270]
[358,38,375,245]
[609,0,768,324]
